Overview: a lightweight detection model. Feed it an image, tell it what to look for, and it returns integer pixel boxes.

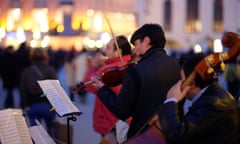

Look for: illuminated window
[213,0,224,32]
[185,0,201,32]
[32,8,49,32]
[164,0,172,31]
[6,8,21,31]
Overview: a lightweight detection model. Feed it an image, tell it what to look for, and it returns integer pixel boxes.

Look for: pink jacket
[84,55,132,135]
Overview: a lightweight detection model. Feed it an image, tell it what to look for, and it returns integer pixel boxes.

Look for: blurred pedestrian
[82,49,105,95]
[72,48,88,103]
[223,56,240,99]
[1,45,17,108]
[15,42,30,87]
[20,48,57,136]
[64,46,77,100]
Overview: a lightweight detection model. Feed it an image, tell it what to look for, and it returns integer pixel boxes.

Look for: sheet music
[0,109,33,144]
[29,124,56,144]
[37,80,81,116]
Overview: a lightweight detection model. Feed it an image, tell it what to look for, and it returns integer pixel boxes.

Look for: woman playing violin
[81,35,132,142]
[91,23,181,141]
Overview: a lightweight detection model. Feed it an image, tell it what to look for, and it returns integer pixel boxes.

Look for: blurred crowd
[1,41,240,109]
[0,42,98,109]
[0,37,240,143]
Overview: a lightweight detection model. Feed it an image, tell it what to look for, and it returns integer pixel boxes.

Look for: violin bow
[102,12,124,65]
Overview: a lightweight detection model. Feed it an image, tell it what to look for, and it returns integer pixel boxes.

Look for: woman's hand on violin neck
[91,76,105,89]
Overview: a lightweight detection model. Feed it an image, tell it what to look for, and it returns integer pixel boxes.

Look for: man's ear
[142,36,151,49]
[143,36,150,44]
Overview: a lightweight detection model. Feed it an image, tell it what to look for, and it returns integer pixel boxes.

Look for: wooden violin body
[72,62,135,94]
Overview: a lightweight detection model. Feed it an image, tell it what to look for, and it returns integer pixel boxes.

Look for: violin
[71,60,136,94]
[71,9,141,95]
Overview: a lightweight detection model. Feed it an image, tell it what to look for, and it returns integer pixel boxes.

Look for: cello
[124,31,240,144]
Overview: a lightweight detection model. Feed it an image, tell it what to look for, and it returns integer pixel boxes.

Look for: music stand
[37,80,83,144]
[62,112,82,144]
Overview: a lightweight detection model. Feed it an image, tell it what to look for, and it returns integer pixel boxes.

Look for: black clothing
[15,46,30,86]
[98,47,181,139]
[158,82,239,144]
[1,49,17,108]
[1,50,16,89]
[20,60,57,137]
[20,61,57,108]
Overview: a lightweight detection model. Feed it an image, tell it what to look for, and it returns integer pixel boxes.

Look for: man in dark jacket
[158,53,239,144]
[91,23,181,139]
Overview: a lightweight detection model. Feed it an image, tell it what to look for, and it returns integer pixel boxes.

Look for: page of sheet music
[0,109,33,144]
[29,124,56,144]
[38,80,81,116]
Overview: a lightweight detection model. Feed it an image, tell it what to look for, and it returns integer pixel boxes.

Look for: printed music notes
[37,80,82,117]
[0,109,33,144]
[29,122,56,144]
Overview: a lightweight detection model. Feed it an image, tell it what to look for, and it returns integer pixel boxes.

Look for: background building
[135,0,240,53]
[0,0,239,52]
[0,0,137,50]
